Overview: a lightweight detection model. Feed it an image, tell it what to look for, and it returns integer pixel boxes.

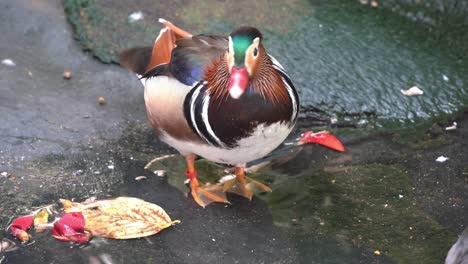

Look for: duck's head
[226,27,263,99]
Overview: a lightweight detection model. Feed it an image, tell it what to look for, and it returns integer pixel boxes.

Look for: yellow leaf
[61,197,180,239]
[34,209,49,232]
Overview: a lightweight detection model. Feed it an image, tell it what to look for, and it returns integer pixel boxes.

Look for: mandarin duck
[120,19,299,207]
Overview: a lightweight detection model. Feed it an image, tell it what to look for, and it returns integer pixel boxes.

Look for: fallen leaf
[34,209,49,232]
[10,216,34,242]
[297,131,345,152]
[62,197,180,239]
[52,212,91,243]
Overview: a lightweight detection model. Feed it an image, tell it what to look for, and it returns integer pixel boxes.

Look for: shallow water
[263,1,468,127]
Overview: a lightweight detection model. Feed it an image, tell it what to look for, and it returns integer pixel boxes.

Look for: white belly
[160,122,293,165]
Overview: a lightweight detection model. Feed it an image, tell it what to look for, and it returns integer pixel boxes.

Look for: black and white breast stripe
[269,55,300,124]
[183,81,227,148]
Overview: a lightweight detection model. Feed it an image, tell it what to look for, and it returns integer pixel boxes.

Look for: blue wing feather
[169,36,227,85]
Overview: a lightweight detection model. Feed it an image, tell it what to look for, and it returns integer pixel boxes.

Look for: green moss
[64,0,98,45]
[63,0,160,63]
[260,164,455,263]
[388,109,467,149]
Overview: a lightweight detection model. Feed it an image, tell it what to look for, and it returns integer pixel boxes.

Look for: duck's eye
[253,47,258,57]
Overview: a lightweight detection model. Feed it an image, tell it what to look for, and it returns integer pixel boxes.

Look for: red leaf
[297,131,345,152]
[10,216,34,241]
[10,227,30,242]
[59,212,85,232]
[11,216,34,230]
[52,212,90,243]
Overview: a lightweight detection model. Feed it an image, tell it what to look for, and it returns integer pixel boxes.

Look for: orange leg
[185,154,228,207]
[222,165,272,200]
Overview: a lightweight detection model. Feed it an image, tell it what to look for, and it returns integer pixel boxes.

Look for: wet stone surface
[63,0,468,126]
[1,0,468,263]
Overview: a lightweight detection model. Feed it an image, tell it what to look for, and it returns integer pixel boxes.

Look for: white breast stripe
[280,75,298,122]
[201,94,226,147]
[269,55,286,72]
[190,82,211,143]
[269,55,299,123]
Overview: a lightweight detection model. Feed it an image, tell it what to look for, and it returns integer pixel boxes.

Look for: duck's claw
[190,178,229,207]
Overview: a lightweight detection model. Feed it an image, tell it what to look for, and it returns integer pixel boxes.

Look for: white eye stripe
[245,37,260,58]
[228,36,235,69]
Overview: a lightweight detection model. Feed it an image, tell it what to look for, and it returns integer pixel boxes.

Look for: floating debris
[63,71,72,80]
[374,250,381,255]
[144,154,176,169]
[98,97,106,105]
[445,122,457,131]
[1,58,16,67]
[153,170,166,177]
[128,11,144,23]
[135,176,147,181]
[442,75,449,82]
[10,216,34,242]
[436,156,449,163]
[401,86,424,96]
[108,164,115,170]
[370,0,378,7]
[218,174,235,184]
[0,238,18,253]
[34,210,50,232]
[1,171,7,177]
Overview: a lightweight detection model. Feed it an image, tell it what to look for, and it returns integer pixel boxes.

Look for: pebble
[63,71,72,80]
[98,97,106,105]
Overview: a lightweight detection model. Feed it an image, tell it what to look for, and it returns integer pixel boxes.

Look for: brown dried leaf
[62,197,180,239]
